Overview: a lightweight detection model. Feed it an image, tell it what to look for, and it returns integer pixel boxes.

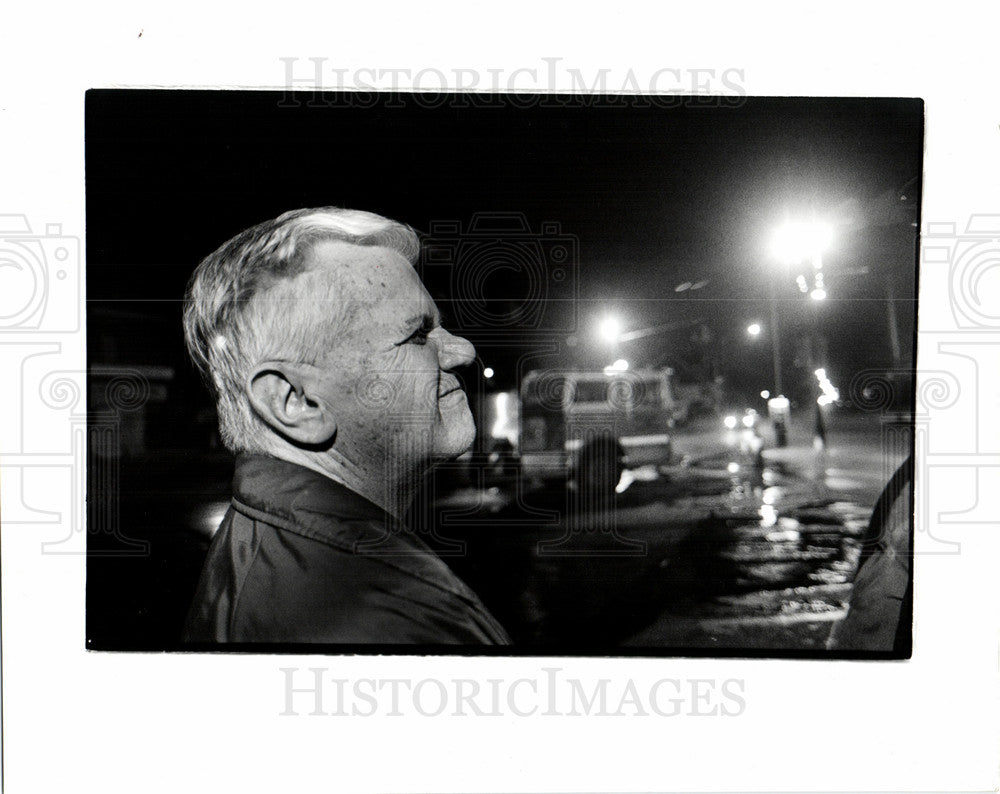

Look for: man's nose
[435,329,476,370]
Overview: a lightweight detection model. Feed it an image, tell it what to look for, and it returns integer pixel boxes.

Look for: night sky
[86,91,922,412]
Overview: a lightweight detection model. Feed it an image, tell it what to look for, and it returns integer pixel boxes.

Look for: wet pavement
[432,412,908,652]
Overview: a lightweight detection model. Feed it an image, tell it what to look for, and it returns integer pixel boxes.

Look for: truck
[485,367,677,493]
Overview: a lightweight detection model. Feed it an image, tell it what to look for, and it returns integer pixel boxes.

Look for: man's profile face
[298,240,477,468]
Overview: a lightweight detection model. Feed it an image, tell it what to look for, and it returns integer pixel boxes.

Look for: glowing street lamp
[597,315,622,344]
[773,219,834,301]
[764,218,836,449]
[747,322,762,337]
[771,220,834,266]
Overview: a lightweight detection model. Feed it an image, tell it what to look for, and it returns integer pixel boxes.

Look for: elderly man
[182,207,511,645]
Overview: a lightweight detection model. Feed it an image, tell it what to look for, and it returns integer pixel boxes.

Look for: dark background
[85,91,922,651]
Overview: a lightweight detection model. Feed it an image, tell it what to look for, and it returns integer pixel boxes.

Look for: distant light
[759,504,779,528]
[690,280,709,290]
[760,390,770,399]
[193,500,230,537]
[597,315,622,343]
[747,323,762,337]
[796,274,809,293]
[810,288,827,301]
[768,395,790,411]
[674,282,692,292]
[727,462,740,474]
[724,414,738,429]
[603,358,629,375]
[766,527,801,543]
[483,367,494,379]
[491,392,508,438]
[815,369,840,406]
[741,413,755,428]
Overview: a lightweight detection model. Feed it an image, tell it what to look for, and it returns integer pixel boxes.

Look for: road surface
[432,409,909,651]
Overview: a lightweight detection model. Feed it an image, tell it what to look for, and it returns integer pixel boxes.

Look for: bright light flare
[772,220,834,265]
[491,392,508,437]
[724,414,738,430]
[603,358,629,375]
[483,367,494,379]
[489,391,518,443]
[768,395,790,412]
[815,368,840,406]
[747,322,762,337]
[597,315,622,343]
[192,500,231,538]
[810,288,827,301]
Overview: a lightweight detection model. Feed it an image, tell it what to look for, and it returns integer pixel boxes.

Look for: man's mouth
[438,378,465,401]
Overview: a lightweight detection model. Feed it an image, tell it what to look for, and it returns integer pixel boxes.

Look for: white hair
[183,207,420,454]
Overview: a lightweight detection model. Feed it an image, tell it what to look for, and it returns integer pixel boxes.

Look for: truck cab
[515,367,676,485]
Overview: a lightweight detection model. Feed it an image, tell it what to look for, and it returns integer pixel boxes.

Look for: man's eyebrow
[395,312,438,340]
[401,311,438,329]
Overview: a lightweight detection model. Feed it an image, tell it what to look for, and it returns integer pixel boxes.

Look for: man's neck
[264,442,424,521]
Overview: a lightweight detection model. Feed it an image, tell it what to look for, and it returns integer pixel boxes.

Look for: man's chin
[432,416,476,461]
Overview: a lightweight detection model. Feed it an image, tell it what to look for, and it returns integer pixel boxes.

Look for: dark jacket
[183,455,511,645]
[827,456,913,654]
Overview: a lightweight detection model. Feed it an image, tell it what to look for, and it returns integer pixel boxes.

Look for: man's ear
[246,361,337,447]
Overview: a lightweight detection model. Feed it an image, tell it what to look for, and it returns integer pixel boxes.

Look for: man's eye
[406,325,432,345]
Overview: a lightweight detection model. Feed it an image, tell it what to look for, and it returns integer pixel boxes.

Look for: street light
[766,219,833,447]
[773,219,834,299]
[747,322,762,337]
[597,315,622,344]
[771,218,836,449]
[771,220,834,266]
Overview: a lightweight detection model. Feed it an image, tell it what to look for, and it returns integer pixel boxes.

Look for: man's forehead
[296,239,433,334]
[303,239,424,298]
[305,239,409,277]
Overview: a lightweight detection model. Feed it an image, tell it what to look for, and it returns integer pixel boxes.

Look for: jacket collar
[230,454,480,602]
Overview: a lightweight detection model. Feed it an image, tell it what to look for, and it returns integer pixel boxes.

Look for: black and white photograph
[3,5,999,791]
[86,91,921,656]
